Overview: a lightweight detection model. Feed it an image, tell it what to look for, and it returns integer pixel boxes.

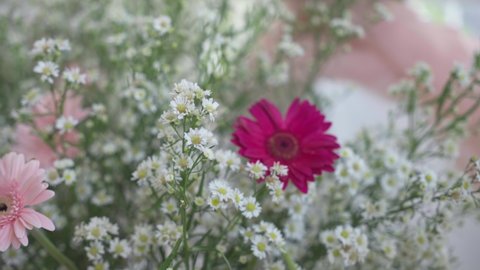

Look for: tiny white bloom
[33,61,59,83]
[55,116,78,134]
[240,196,261,219]
[153,15,172,35]
[247,161,268,179]
[270,162,288,177]
[251,235,269,259]
[62,169,77,186]
[64,67,87,85]
[109,238,131,259]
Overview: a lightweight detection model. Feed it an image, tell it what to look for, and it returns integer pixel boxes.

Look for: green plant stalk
[31,230,78,270]
[282,252,298,270]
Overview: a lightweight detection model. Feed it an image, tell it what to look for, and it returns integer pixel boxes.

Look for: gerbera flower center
[267,132,299,160]
[0,196,12,217]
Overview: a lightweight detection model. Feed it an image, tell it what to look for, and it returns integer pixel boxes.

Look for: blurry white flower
[153,15,172,35]
[64,67,87,85]
[247,161,268,179]
[240,196,261,219]
[34,61,59,83]
[55,116,78,134]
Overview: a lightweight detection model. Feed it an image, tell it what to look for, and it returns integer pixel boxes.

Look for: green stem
[282,252,298,270]
[31,230,78,270]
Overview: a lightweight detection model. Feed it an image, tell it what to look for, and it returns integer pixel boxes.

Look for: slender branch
[31,230,78,270]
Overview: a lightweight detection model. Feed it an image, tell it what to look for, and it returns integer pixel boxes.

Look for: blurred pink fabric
[323,2,479,93]
[12,93,89,168]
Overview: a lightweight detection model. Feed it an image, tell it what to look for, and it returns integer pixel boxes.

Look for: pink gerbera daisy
[12,93,90,168]
[232,98,340,193]
[0,152,55,251]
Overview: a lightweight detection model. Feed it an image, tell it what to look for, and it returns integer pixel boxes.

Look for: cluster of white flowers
[161,79,218,122]
[31,37,70,56]
[320,225,369,266]
[64,67,87,85]
[130,224,156,256]
[131,154,171,187]
[156,221,182,248]
[240,222,286,260]
[208,179,261,219]
[334,147,372,195]
[74,217,127,269]
[46,159,76,186]
[329,17,364,38]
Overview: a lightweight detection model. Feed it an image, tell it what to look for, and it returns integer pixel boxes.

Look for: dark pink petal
[249,99,284,132]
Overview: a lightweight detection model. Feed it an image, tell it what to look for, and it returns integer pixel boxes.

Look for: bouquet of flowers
[1,0,479,269]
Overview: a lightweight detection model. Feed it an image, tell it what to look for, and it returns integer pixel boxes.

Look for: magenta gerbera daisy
[232,98,340,193]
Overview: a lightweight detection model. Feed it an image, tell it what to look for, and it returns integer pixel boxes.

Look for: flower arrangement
[0,1,479,269]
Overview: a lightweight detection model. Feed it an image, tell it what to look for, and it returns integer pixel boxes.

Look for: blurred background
[324,1,479,269]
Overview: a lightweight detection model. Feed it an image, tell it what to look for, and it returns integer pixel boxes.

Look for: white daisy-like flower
[208,179,232,201]
[334,225,354,245]
[185,128,217,152]
[246,161,268,179]
[132,161,152,185]
[31,38,56,55]
[62,169,77,186]
[64,67,87,85]
[265,225,285,248]
[33,61,59,83]
[153,15,172,35]
[170,96,195,119]
[230,188,245,208]
[85,241,105,261]
[266,179,284,203]
[55,116,78,134]
[270,162,288,177]
[240,196,261,219]
[207,196,225,210]
[215,150,241,172]
[251,235,269,259]
[320,230,338,248]
[202,98,219,120]
[109,238,131,259]
[239,227,255,243]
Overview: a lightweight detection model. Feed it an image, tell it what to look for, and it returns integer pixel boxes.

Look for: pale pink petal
[27,190,55,206]
[13,219,27,240]
[21,208,42,228]
[0,226,12,251]
[31,211,56,231]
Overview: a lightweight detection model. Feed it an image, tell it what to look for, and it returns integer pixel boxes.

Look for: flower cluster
[321,225,369,266]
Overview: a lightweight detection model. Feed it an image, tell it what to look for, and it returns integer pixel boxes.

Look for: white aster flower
[85,241,105,261]
[170,96,195,119]
[55,116,78,134]
[270,162,288,177]
[34,61,59,83]
[208,179,232,201]
[240,196,261,219]
[109,238,131,259]
[202,98,219,120]
[64,67,87,85]
[251,235,270,259]
[247,161,268,179]
[62,169,77,186]
[153,15,172,35]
